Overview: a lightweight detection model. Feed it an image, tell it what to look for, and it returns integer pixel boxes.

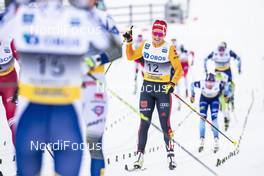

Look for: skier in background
[190,73,230,153]
[0,0,116,175]
[0,38,18,144]
[176,44,194,98]
[171,39,194,110]
[204,42,241,110]
[215,72,233,131]
[133,34,144,94]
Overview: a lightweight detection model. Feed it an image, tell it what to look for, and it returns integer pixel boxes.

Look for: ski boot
[224,117,230,131]
[198,138,204,153]
[133,152,144,169]
[167,152,177,170]
[213,138,219,153]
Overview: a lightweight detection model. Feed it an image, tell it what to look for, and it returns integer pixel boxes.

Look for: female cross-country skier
[190,73,230,153]
[123,20,183,170]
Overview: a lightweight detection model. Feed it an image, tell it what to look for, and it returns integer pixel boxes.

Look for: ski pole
[147,118,218,176]
[172,93,237,145]
[46,146,54,159]
[104,61,113,75]
[87,73,218,176]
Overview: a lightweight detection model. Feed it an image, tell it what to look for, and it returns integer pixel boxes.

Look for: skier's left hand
[122,26,133,43]
[164,82,175,94]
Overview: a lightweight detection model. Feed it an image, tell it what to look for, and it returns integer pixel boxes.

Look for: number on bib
[38,56,65,76]
[147,63,159,73]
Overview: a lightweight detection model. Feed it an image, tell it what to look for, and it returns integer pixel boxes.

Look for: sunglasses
[218,46,225,52]
[152,31,164,37]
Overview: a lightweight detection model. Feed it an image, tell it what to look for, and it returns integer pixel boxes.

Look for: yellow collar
[152,40,165,48]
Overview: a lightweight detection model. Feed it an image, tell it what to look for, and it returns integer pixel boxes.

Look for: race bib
[19,53,83,104]
[142,41,171,82]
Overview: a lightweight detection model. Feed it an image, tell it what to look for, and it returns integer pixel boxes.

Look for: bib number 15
[39,56,65,76]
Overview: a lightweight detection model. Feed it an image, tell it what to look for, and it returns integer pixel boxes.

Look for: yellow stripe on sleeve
[169,45,183,84]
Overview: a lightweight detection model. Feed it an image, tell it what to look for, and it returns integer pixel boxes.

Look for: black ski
[124,164,147,172]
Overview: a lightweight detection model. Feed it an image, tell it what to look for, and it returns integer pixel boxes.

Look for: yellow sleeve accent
[169,45,183,84]
[126,42,144,61]
[88,65,105,74]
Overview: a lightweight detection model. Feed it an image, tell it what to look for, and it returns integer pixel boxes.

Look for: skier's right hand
[190,96,195,103]
[164,82,175,94]
[122,26,133,43]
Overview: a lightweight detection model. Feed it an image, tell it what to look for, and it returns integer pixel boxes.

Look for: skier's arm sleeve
[230,50,241,71]
[169,45,183,84]
[204,52,214,72]
[10,39,18,60]
[85,15,111,55]
[191,81,201,96]
[102,14,122,61]
[126,42,144,61]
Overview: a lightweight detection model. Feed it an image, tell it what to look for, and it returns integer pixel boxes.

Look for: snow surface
[1,0,264,175]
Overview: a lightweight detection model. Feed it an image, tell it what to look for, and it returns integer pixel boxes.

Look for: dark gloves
[122,26,133,43]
